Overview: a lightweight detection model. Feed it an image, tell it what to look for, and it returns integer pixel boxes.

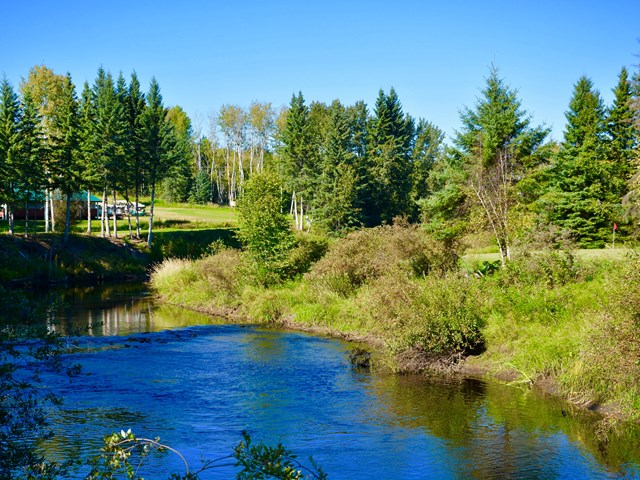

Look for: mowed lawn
[153,204,236,225]
[464,247,634,265]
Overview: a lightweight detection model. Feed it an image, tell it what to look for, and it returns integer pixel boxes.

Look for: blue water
[37,285,640,479]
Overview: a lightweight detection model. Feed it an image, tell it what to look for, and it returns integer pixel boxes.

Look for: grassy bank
[0,234,150,286]
[0,204,240,285]
[151,224,640,419]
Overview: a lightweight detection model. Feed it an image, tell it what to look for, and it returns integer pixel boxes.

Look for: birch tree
[218,105,247,205]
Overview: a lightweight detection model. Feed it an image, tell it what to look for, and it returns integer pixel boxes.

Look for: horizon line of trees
[1,61,639,254]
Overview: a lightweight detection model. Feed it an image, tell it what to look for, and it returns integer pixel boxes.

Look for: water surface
[36,284,640,479]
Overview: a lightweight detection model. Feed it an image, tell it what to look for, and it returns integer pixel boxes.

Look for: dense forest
[1,63,639,256]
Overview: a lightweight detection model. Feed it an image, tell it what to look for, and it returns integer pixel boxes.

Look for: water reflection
[30,283,640,479]
[39,283,228,336]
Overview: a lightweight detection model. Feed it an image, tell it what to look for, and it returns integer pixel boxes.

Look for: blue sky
[1,0,639,142]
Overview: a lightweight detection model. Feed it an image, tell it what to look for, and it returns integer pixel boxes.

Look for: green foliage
[313,100,361,234]
[361,274,485,367]
[499,248,581,289]
[237,172,296,285]
[454,66,550,264]
[540,76,619,247]
[86,429,327,480]
[567,253,640,411]
[364,88,413,226]
[306,223,459,296]
[235,431,327,480]
[189,169,212,204]
[0,287,80,478]
[151,248,244,311]
[283,233,329,278]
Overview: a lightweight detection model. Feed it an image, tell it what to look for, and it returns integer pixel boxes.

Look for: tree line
[1,62,639,255]
[0,66,182,246]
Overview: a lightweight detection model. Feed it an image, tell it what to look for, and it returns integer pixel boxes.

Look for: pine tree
[17,89,45,237]
[141,77,176,247]
[544,76,615,246]
[315,100,360,234]
[78,81,99,234]
[162,105,193,203]
[127,72,146,239]
[92,68,127,237]
[49,73,81,243]
[279,92,312,229]
[0,78,22,234]
[366,88,413,226]
[409,119,444,220]
[455,67,549,265]
[607,67,636,195]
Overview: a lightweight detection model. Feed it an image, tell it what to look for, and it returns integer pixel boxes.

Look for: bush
[306,223,459,296]
[283,233,330,278]
[237,173,296,286]
[499,248,582,288]
[355,273,485,369]
[568,252,640,412]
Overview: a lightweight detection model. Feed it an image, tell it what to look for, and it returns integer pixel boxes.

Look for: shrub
[356,273,485,368]
[499,248,581,288]
[306,224,459,296]
[568,252,640,412]
[237,173,296,286]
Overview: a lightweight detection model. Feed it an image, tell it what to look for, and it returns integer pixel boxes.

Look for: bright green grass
[462,247,633,267]
[153,205,236,224]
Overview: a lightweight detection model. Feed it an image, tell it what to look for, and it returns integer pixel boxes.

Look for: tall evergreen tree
[141,77,176,247]
[49,73,81,243]
[366,88,413,226]
[78,81,99,234]
[127,72,146,239]
[409,119,444,220]
[543,76,615,246]
[0,78,22,234]
[279,92,312,229]
[17,89,45,237]
[607,67,636,196]
[92,68,127,237]
[162,105,193,203]
[455,67,549,265]
[315,100,360,234]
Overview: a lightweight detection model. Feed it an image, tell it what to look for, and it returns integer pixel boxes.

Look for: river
[32,283,640,479]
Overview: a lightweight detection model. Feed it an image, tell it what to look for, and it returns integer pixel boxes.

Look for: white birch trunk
[87,190,92,235]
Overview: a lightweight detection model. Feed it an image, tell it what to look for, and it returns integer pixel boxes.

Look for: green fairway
[462,247,634,269]
[153,204,236,224]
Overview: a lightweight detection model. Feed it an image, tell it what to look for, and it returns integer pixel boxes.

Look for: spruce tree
[315,100,360,234]
[141,77,176,247]
[607,67,636,195]
[0,78,22,234]
[366,88,413,226]
[127,72,146,238]
[545,76,615,246]
[17,89,45,237]
[409,119,444,221]
[49,73,81,243]
[455,67,549,264]
[78,81,99,234]
[279,92,312,229]
[92,68,127,237]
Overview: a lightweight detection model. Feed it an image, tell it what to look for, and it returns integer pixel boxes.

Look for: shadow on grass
[151,228,240,260]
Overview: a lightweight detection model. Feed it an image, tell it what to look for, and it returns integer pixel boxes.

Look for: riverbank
[151,225,640,421]
[0,234,150,287]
